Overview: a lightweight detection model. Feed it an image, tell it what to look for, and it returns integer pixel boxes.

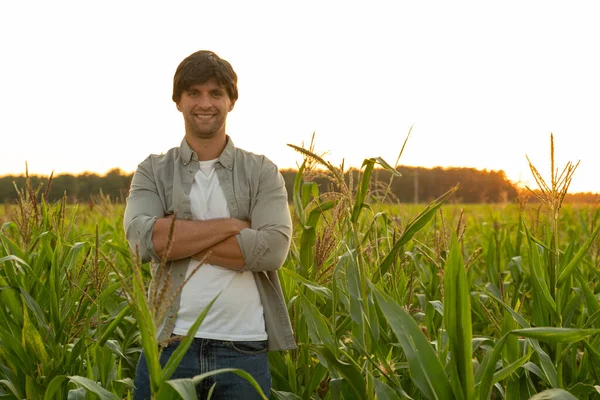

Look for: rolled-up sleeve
[123,157,164,263]
[236,162,292,272]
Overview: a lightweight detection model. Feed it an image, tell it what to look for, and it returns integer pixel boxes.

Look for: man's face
[177,78,234,140]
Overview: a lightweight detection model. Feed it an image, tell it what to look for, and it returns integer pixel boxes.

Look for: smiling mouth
[194,114,216,121]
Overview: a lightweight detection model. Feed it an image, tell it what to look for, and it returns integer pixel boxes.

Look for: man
[124,50,295,399]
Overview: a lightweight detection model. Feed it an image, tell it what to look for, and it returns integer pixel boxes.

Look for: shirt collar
[180,135,235,170]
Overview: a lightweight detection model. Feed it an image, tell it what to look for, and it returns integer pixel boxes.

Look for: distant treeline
[1,167,597,204]
[281,166,517,204]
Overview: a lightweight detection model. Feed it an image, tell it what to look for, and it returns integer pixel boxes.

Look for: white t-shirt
[172,159,267,340]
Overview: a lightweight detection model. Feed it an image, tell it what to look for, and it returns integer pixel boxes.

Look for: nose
[196,93,212,108]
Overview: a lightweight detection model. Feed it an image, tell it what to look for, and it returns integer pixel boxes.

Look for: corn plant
[270,134,600,399]
[270,141,462,399]
[0,178,132,399]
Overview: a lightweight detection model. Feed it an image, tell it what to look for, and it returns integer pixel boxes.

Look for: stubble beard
[185,114,226,140]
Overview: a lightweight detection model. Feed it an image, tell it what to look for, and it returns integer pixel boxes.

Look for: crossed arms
[123,157,292,273]
[151,217,250,270]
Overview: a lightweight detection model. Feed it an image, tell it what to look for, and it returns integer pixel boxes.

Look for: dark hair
[172,50,238,103]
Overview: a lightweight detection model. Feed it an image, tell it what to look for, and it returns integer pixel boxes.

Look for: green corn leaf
[309,344,366,399]
[372,185,458,284]
[21,300,48,364]
[373,285,453,400]
[482,284,557,388]
[306,200,335,228]
[161,293,220,382]
[301,181,319,211]
[299,226,315,274]
[557,223,600,286]
[342,249,364,331]
[484,237,498,288]
[483,287,531,328]
[525,225,559,324]
[351,158,376,224]
[97,281,122,307]
[0,255,29,274]
[511,328,600,344]
[472,337,495,353]
[302,363,329,398]
[284,352,297,394]
[97,303,131,346]
[0,285,24,327]
[529,388,578,399]
[280,268,332,299]
[130,265,160,393]
[475,334,509,400]
[105,339,126,360]
[360,212,397,248]
[19,288,49,336]
[522,361,550,386]
[501,309,520,364]
[568,383,600,398]
[44,375,69,400]
[1,379,23,399]
[162,378,197,400]
[67,376,119,400]
[490,350,533,384]
[271,390,303,400]
[530,343,557,388]
[114,378,134,390]
[561,292,582,327]
[443,234,474,400]
[0,233,27,263]
[372,156,402,176]
[300,295,335,350]
[582,308,600,330]
[576,271,600,328]
[480,295,557,386]
[0,325,33,372]
[68,387,86,400]
[429,300,444,317]
[373,377,408,400]
[292,160,306,226]
[582,340,600,362]
[188,368,268,399]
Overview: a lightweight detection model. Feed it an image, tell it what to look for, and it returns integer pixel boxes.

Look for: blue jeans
[133,337,271,400]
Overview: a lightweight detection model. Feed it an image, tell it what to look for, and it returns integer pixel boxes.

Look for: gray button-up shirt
[123,136,296,351]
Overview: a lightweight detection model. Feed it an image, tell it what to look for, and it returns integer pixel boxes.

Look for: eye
[187,90,199,98]
[211,90,224,98]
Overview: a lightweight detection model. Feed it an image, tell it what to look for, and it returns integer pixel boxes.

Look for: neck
[185,133,227,161]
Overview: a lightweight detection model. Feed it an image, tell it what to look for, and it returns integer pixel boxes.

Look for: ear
[176,102,182,112]
[229,101,235,112]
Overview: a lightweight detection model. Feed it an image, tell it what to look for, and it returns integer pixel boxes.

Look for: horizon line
[2,167,599,196]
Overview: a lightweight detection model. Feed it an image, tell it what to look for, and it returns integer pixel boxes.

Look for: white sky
[1,1,599,193]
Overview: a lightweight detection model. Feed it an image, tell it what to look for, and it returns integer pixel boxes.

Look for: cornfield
[1,136,600,399]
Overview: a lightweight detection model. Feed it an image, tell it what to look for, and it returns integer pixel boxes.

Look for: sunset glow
[1,1,599,193]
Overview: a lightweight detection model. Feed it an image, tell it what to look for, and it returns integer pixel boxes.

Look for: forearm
[236,164,292,272]
[237,228,291,271]
[152,217,248,261]
[192,236,246,270]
